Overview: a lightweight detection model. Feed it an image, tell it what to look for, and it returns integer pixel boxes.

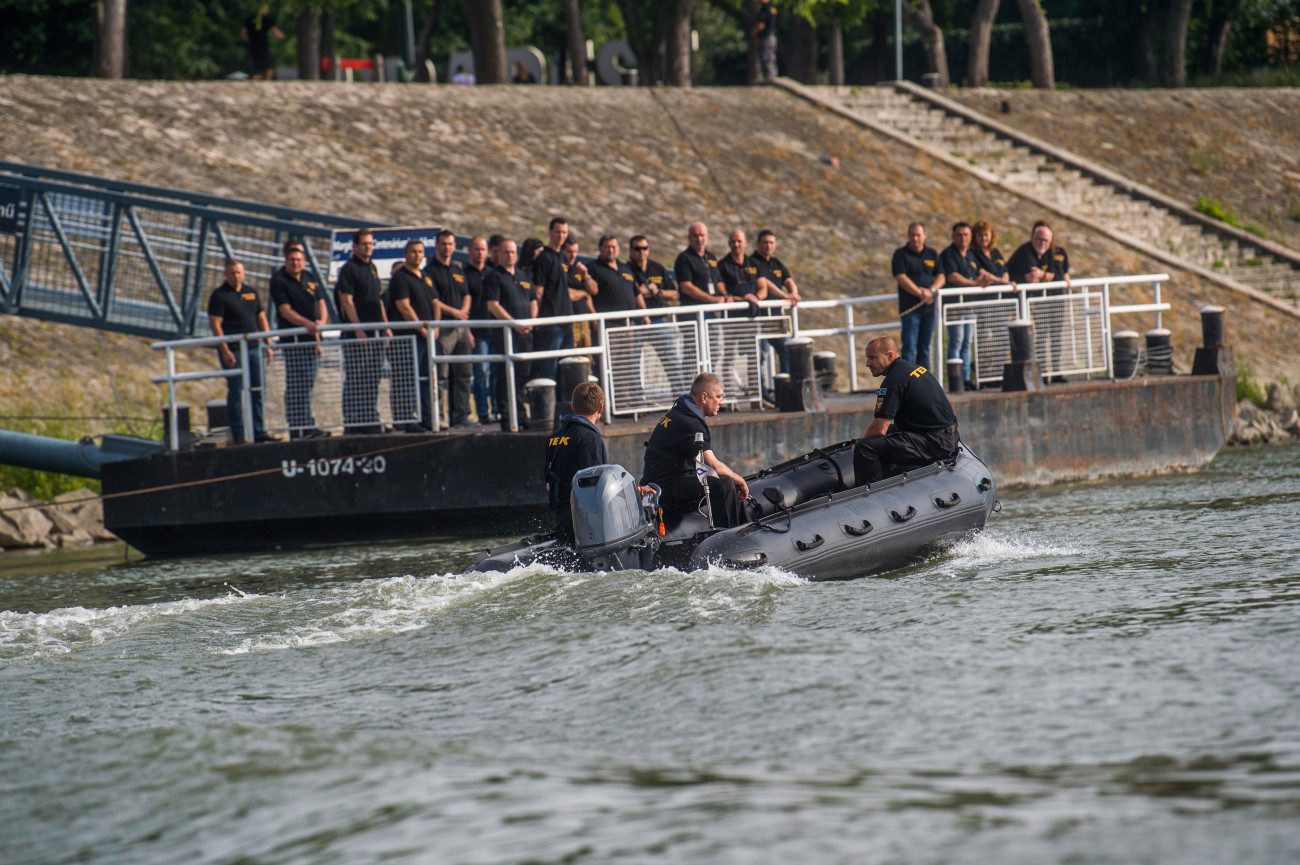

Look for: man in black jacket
[545,381,608,544]
[641,372,749,528]
[853,336,960,487]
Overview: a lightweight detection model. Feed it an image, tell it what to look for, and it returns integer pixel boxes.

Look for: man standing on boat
[641,372,749,528]
[853,336,960,487]
[209,259,277,445]
[545,381,608,544]
[335,228,390,434]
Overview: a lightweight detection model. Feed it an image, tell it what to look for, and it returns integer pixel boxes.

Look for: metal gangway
[151,275,1172,450]
[0,161,376,339]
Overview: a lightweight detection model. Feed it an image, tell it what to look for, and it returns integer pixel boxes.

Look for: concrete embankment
[3,76,1300,387]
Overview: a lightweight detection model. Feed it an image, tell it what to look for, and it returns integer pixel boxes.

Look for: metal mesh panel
[942,297,1019,385]
[706,315,790,406]
[261,335,421,434]
[1027,293,1107,377]
[605,321,700,415]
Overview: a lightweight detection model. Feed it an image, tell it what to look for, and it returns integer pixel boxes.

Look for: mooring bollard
[205,398,227,432]
[813,350,837,391]
[1002,320,1041,392]
[1112,330,1141,379]
[777,337,818,412]
[1192,305,1232,376]
[162,402,193,449]
[1145,328,1174,376]
[557,356,590,412]
[525,378,556,429]
[946,359,965,395]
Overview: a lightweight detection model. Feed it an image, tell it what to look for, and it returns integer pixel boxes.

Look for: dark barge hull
[102,373,1236,558]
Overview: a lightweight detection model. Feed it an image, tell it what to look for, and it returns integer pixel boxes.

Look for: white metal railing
[151,275,1173,449]
[934,273,1170,390]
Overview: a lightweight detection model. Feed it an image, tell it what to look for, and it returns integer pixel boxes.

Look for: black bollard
[557,356,590,411]
[526,378,556,429]
[812,351,837,392]
[1145,328,1174,376]
[1112,330,1141,379]
[1192,305,1232,376]
[778,337,818,412]
[1002,320,1041,392]
[162,402,195,449]
[786,337,815,382]
[946,359,965,395]
[205,398,227,432]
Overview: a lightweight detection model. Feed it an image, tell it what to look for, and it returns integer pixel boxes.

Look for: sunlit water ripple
[2,443,1298,864]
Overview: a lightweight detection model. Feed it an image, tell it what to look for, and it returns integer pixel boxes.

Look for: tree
[967,0,1000,87]
[95,0,129,78]
[1015,0,1053,89]
[1162,0,1194,86]
[661,0,696,86]
[1202,0,1247,76]
[902,0,948,87]
[787,10,819,82]
[706,0,762,84]
[616,0,664,85]
[562,0,589,84]
[466,0,507,83]
[296,6,321,80]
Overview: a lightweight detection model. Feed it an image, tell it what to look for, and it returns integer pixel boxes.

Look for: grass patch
[1236,357,1268,407]
[1195,194,1267,238]
[1289,202,1300,223]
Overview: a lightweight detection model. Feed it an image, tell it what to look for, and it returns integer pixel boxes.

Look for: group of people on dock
[892,218,1070,390]
[206,217,804,442]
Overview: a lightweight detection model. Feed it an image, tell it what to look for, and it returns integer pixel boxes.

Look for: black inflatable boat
[469,439,997,581]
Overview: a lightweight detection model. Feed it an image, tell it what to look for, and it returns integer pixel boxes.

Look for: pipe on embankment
[0,431,161,479]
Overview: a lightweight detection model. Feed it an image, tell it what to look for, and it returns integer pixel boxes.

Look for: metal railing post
[166,347,179,452]
[428,325,441,432]
[696,309,710,374]
[239,337,253,441]
[845,303,858,392]
[503,326,518,432]
[1153,280,1163,331]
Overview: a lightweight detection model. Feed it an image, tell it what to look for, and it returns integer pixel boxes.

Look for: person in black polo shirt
[675,222,731,308]
[752,229,800,375]
[628,235,678,310]
[939,221,986,391]
[563,236,598,349]
[335,228,390,434]
[1007,220,1071,379]
[544,381,608,544]
[465,235,499,424]
[208,259,276,445]
[532,216,575,383]
[589,234,645,327]
[386,239,439,431]
[718,229,764,311]
[891,222,944,369]
[852,336,960,487]
[483,239,538,430]
[970,219,1012,289]
[425,229,475,427]
[270,243,328,438]
[641,372,750,528]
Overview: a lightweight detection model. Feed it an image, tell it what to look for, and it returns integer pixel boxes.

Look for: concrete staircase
[833,85,1300,307]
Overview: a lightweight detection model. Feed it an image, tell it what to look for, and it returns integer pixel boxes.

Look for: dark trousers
[553,508,575,545]
[223,348,265,442]
[852,425,960,487]
[533,322,573,383]
[283,343,319,431]
[438,328,474,425]
[342,337,383,430]
[494,330,534,429]
[658,475,746,529]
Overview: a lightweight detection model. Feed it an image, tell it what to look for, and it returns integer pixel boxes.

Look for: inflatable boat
[470,439,997,581]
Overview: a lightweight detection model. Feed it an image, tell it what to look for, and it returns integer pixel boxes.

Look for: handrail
[151,274,1178,446]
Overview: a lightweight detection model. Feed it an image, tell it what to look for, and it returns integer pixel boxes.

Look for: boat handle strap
[890,506,917,523]
[843,519,873,537]
[795,533,825,552]
[933,492,961,509]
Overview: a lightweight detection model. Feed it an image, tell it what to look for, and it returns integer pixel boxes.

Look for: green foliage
[1195,195,1267,238]
[1289,202,1300,223]
[1235,357,1267,407]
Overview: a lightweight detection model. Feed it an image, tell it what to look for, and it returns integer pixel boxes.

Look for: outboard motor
[571,465,660,571]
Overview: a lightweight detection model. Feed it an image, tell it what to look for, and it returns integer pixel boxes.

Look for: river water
[3,443,1298,865]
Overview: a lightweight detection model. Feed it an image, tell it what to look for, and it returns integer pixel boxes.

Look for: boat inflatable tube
[469,441,996,580]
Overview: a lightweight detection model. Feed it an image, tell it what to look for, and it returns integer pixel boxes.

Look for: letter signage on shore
[327,226,444,284]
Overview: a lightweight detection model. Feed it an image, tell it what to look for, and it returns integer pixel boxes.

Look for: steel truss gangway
[0,161,390,340]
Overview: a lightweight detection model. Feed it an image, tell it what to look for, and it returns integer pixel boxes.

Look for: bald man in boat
[641,372,750,528]
[853,336,961,487]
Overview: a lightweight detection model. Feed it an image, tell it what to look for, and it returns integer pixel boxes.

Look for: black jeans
[852,425,960,487]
